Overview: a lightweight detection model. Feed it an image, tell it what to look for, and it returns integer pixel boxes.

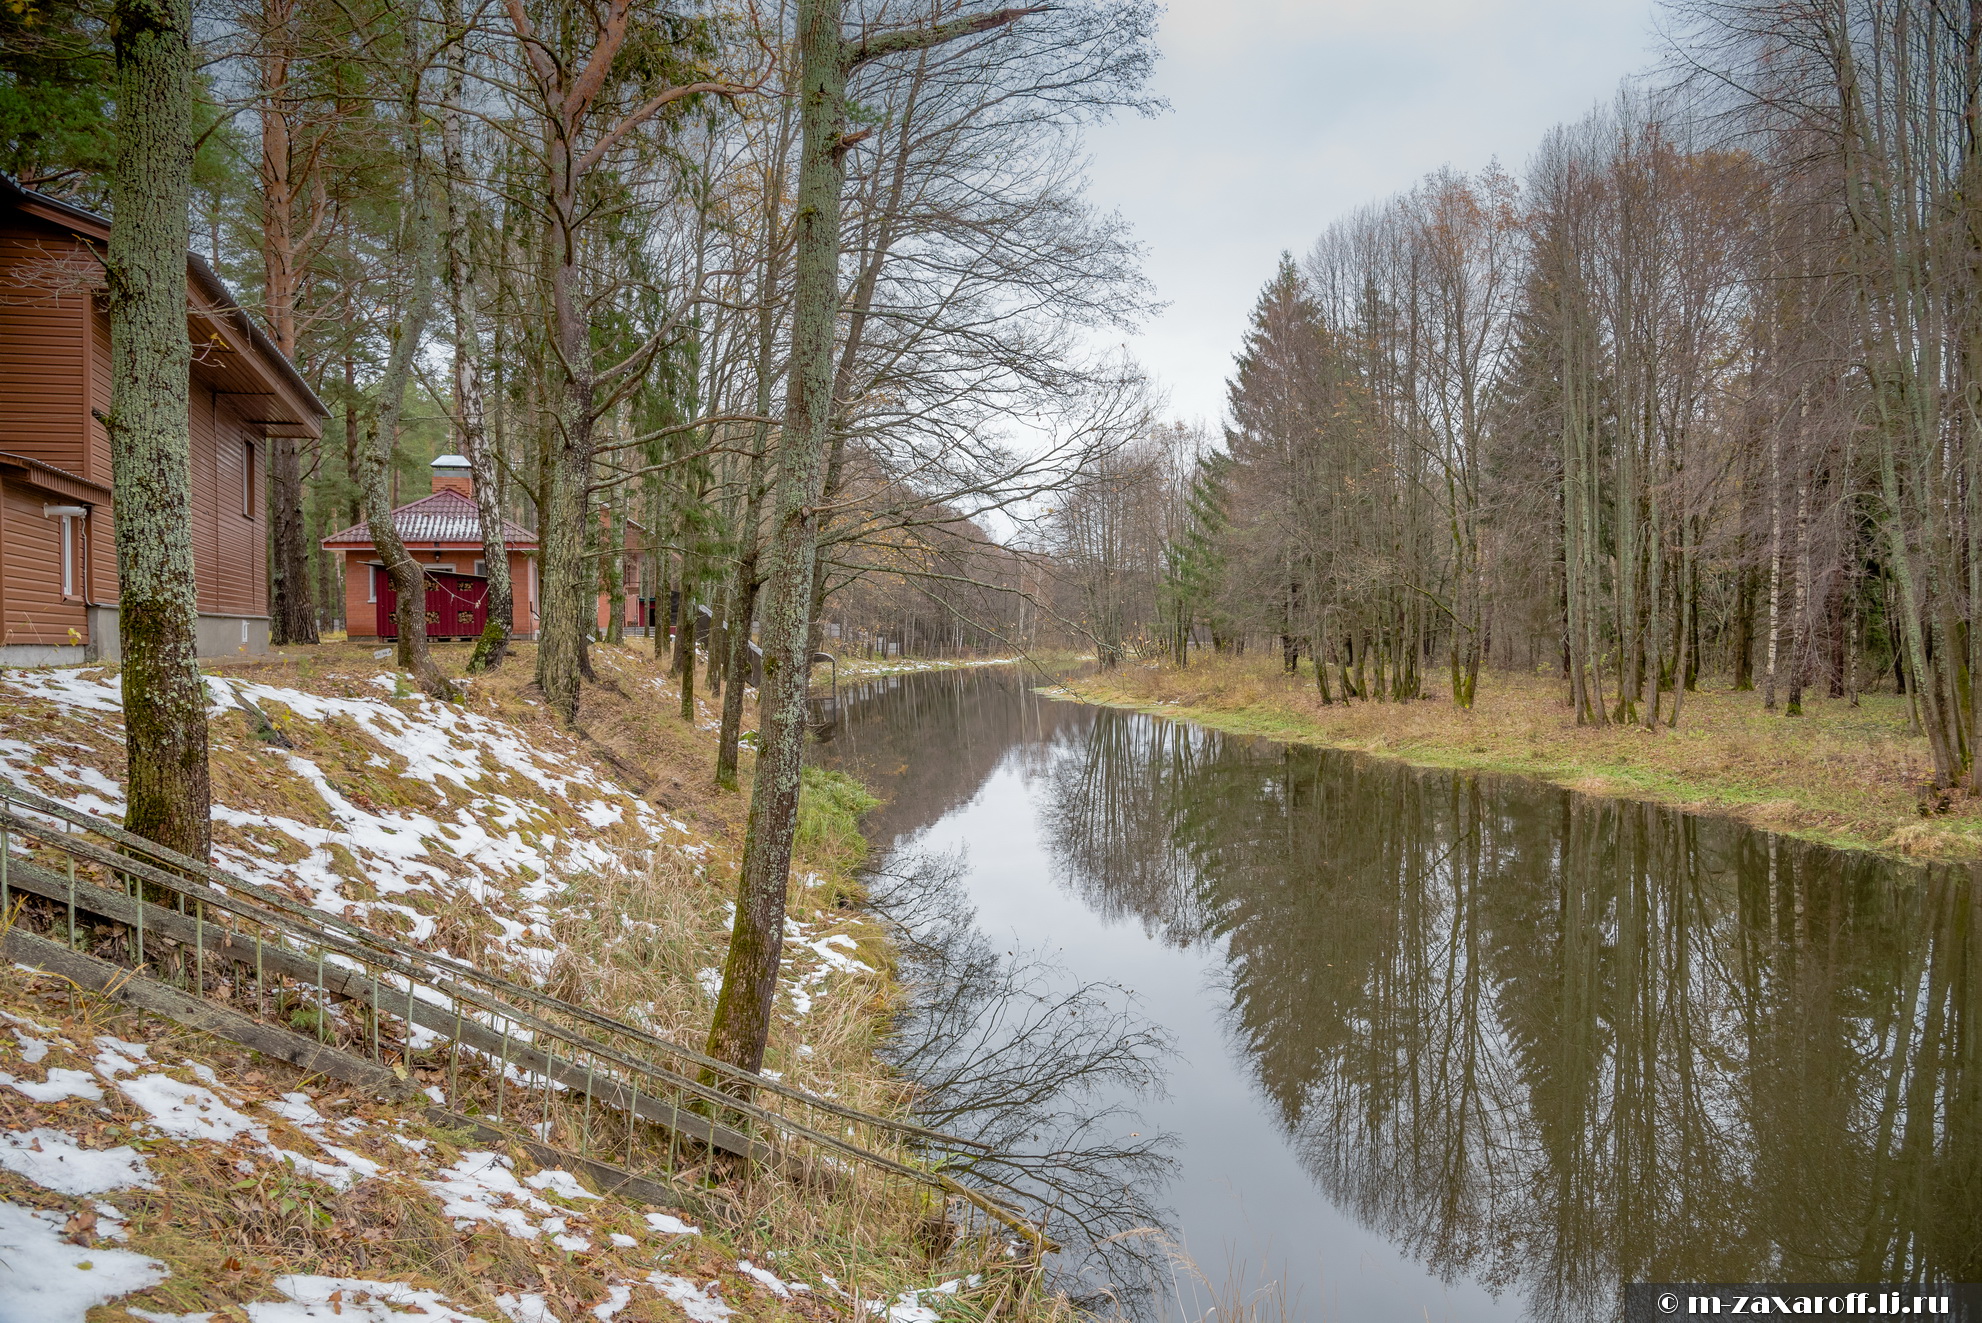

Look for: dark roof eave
[0,449,113,503]
[187,254,330,427]
[1,177,330,431]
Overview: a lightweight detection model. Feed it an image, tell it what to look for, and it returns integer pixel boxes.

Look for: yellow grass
[1055,655,1982,861]
[0,637,1066,1323]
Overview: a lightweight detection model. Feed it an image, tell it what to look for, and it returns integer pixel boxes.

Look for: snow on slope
[0,668,697,984]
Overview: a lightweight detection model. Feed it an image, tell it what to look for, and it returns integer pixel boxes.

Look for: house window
[42,504,84,598]
[242,440,257,518]
[473,558,487,577]
[366,565,378,603]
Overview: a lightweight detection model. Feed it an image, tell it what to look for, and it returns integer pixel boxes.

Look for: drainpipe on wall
[42,503,108,660]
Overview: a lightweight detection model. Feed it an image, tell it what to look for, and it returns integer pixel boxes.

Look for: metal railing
[0,784,1043,1246]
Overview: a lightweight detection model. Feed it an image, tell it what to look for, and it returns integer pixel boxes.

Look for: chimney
[430,454,474,497]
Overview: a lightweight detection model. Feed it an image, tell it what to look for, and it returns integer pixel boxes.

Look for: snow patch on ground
[117,1074,261,1144]
[647,1272,733,1322]
[423,1152,594,1248]
[643,1211,700,1236]
[0,668,688,989]
[494,1292,559,1323]
[0,1200,166,1323]
[0,1128,154,1194]
[865,1278,969,1323]
[249,1274,491,1322]
[736,1258,811,1297]
[0,1067,103,1102]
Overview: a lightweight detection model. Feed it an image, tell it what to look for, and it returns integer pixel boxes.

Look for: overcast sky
[1081,0,1666,427]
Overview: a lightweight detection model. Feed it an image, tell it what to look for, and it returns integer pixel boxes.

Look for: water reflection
[823,669,1981,1320]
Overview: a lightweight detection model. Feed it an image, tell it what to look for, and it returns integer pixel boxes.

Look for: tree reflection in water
[1039,707,1980,1321]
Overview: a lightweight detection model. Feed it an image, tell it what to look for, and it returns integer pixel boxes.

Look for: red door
[376,570,490,639]
[428,572,489,639]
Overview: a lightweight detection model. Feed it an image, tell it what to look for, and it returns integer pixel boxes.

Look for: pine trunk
[108,0,211,860]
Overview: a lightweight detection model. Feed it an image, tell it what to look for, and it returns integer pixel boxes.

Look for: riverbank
[1053,656,1982,861]
[825,653,1022,680]
[0,639,1051,1322]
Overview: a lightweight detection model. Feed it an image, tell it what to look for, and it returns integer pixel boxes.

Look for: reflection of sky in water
[917,761,1508,1323]
[824,673,1512,1321]
[820,669,1978,1323]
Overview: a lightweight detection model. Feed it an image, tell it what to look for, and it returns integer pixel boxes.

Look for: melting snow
[0,1200,167,1323]
[0,669,672,989]
[495,1293,558,1323]
[423,1152,595,1243]
[524,1168,600,1201]
[0,1128,154,1194]
[737,1259,810,1297]
[866,1280,966,1323]
[117,1074,262,1144]
[249,1274,490,1322]
[643,1211,700,1236]
[590,1283,634,1320]
[93,1038,151,1078]
[10,1028,52,1063]
[647,1273,733,1322]
[0,1067,103,1102]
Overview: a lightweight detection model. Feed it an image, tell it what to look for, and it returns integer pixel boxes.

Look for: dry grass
[0,637,1068,1322]
[1057,654,1982,860]
[0,957,1040,1323]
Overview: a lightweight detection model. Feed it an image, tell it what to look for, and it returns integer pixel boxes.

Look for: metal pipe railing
[0,785,1042,1248]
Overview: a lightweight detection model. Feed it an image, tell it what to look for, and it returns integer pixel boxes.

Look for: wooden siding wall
[0,223,88,476]
[0,220,271,647]
[0,479,83,647]
[88,301,115,598]
[341,554,371,636]
[193,387,264,616]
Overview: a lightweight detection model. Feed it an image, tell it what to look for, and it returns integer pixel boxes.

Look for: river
[814,665,1980,1323]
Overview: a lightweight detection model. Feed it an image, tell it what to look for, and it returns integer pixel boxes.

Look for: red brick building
[0,179,327,666]
[321,456,542,641]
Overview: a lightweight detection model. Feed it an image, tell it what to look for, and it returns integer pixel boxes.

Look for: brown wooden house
[0,179,328,666]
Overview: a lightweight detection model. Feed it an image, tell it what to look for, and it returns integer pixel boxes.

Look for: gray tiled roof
[321,489,537,550]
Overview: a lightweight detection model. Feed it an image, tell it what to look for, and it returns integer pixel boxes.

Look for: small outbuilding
[321,455,541,641]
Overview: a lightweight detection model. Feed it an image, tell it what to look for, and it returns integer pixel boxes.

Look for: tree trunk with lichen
[258,0,318,648]
[532,217,597,721]
[107,0,211,861]
[704,0,851,1077]
[705,0,1040,1078]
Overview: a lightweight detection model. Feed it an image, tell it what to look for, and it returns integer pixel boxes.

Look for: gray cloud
[1083,0,1662,424]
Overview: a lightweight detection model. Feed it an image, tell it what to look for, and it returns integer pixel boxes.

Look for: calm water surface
[815,667,1980,1323]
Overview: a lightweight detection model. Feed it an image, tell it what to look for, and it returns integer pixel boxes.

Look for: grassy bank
[824,653,1022,681]
[1054,655,1982,861]
[0,638,1058,1323]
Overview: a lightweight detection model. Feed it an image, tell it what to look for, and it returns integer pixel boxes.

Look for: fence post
[496,1020,510,1118]
[449,1007,463,1105]
[64,823,76,950]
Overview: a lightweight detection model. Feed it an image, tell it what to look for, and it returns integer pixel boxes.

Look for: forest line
[2,0,1158,1077]
[1047,0,1982,801]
